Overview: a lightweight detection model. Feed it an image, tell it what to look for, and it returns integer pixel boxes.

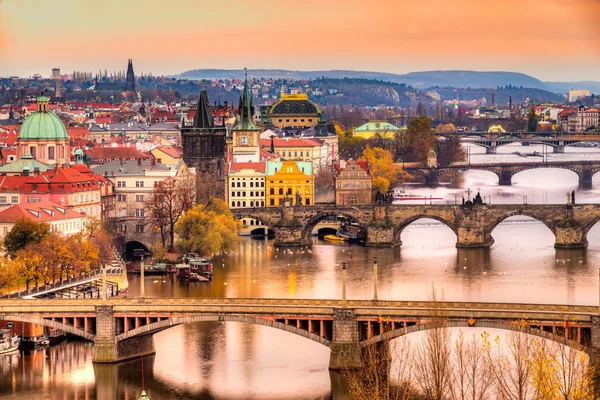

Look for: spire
[125,59,135,91]
[193,89,214,129]
[233,68,258,131]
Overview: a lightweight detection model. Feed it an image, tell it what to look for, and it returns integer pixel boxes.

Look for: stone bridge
[404,161,600,187]
[447,133,598,154]
[1,297,599,370]
[232,203,600,248]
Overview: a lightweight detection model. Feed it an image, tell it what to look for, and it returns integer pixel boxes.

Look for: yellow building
[267,94,321,129]
[352,120,401,140]
[266,161,314,206]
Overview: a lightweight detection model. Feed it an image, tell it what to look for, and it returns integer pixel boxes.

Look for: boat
[19,334,49,350]
[165,264,177,274]
[188,273,209,283]
[143,263,167,276]
[392,188,411,200]
[189,258,213,281]
[0,329,20,355]
[337,223,366,244]
[175,264,191,280]
[324,234,347,242]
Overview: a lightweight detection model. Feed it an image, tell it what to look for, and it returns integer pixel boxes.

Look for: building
[265,161,313,206]
[352,121,401,140]
[181,90,227,203]
[16,94,70,165]
[0,201,86,239]
[228,162,266,209]
[559,107,599,132]
[150,146,183,167]
[231,72,262,163]
[267,94,321,129]
[94,59,135,92]
[568,89,591,102]
[84,146,150,167]
[335,160,371,205]
[259,137,327,170]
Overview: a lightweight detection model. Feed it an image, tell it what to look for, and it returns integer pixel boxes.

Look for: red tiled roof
[154,146,183,159]
[86,147,150,161]
[0,175,30,192]
[229,162,266,173]
[259,138,322,148]
[0,201,83,223]
[66,127,90,140]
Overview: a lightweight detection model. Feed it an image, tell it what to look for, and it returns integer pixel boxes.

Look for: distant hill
[177,69,595,93]
[544,81,600,95]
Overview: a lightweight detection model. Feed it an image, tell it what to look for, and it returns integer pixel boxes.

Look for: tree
[15,247,43,291]
[314,169,335,192]
[145,176,196,249]
[403,117,437,163]
[3,218,50,258]
[438,136,466,166]
[362,146,410,194]
[435,123,457,133]
[417,102,427,117]
[174,198,240,257]
[0,257,17,293]
[527,105,538,133]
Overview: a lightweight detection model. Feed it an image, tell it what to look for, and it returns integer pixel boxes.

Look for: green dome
[19,109,68,141]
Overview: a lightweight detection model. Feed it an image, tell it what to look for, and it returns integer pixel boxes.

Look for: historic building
[228,162,266,209]
[265,161,313,206]
[335,160,371,205]
[266,94,321,129]
[0,202,86,239]
[16,94,70,165]
[259,137,328,171]
[231,72,262,163]
[351,121,401,140]
[94,59,136,92]
[181,90,227,202]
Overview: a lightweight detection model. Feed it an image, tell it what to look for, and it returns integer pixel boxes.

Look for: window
[0,196,6,204]
[48,146,55,160]
[270,199,275,205]
[11,196,18,204]
[120,223,127,233]
[294,152,298,157]
[135,224,145,233]
[250,201,254,207]
[242,182,246,188]
[243,220,247,226]
[261,182,265,187]
[305,199,310,205]
[300,151,303,157]
[232,202,235,208]
[270,188,274,195]
[29,146,37,159]
[287,188,292,195]
[135,181,144,188]
[261,201,265,207]
[250,182,254,188]
[117,181,126,188]
[154,181,159,187]
[118,209,126,217]
[135,209,145,217]
[242,201,246,207]
[117,194,127,202]
[231,192,236,197]
[3,227,8,234]
[136,195,144,202]
[278,188,283,195]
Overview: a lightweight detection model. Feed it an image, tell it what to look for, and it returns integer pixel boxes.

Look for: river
[2,143,600,399]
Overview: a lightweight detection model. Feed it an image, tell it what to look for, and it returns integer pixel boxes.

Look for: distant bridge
[404,160,600,187]
[1,297,599,370]
[232,203,600,248]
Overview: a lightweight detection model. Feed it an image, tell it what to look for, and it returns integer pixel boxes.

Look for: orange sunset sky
[0,0,599,81]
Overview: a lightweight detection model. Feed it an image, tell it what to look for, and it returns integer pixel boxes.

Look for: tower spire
[233,68,258,131]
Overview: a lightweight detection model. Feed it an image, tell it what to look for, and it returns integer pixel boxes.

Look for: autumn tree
[362,146,411,194]
[435,123,457,133]
[402,117,438,163]
[15,247,44,291]
[0,257,17,294]
[3,218,50,258]
[438,136,466,166]
[174,198,240,257]
[527,105,538,133]
[145,176,196,249]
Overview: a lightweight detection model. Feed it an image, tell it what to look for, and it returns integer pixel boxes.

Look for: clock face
[240,136,249,145]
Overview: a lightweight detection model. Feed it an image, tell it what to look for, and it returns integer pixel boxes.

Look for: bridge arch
[486,212,557,239]
[114,314,332,348]
[510,166,581,183]
[300,211,366,243]
[361,320,590,355]
[0,314,94,341]
[232,213,276,232]
[394,215,457,244]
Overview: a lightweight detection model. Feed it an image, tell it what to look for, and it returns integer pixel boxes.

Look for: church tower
[231,69,261,163]
[125,59,135,91]
[182,89,227,203]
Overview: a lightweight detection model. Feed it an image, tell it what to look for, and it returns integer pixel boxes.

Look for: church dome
[18,96,68,141]
[269,94,321,116]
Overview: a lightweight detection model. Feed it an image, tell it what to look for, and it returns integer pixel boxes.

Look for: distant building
[266,94,321,129]
[568,89,591,102]
[228,162,266,209]
[559,107,598,132]
[352,121,401,140]
[94,59,135,92]
[335,160,371,205]
[265,161,313,206]
[0,201,86,239]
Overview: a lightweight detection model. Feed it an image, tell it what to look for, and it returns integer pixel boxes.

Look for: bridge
[0,297,599,369]
[232,203,600,248]
[404,160,600,187]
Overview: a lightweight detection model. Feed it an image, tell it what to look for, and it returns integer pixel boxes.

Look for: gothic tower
[231,69,261,163]
[125,59,135,92]
[182,89,227,203]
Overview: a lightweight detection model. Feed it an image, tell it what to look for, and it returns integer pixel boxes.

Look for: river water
[3,143,600,399]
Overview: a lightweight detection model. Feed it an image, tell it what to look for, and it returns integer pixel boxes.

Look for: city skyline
[1,0,599,82]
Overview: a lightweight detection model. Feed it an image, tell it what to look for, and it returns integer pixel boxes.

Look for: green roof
[265,161,313,176]
[19,109,68,141]
[0,153,52,173]
[354,121,401,132]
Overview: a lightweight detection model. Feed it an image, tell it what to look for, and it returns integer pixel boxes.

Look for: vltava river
[3,143,600,399]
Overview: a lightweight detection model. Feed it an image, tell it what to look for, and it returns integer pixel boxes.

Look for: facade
[568,89,591,102]
[228,162,266,209]
[0,201,86,239]
[259,137,327,171]
[335,160,371,205]
[181,90,227,202]
[352,121,401,140]
[231,73,262,163]
[559,107,599,132]
[16,95,70,165]
[265,161,314,206]
[267,94,321,129]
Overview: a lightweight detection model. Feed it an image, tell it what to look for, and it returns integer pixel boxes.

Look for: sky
[0,0,599,81]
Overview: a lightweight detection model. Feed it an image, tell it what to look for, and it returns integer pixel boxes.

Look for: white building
[568,89,591,102]
[0,201,85,239]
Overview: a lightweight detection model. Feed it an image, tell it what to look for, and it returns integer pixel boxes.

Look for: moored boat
[144,263,167,276]
[0,329,20,355]
[189,258,213,281]
[324,234,346,242]
[19,334,49,350]
[175,264,191,280]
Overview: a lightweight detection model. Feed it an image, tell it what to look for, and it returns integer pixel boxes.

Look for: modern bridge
[403,160,600,187]
[232,203,600,248]
[1,297,598,369]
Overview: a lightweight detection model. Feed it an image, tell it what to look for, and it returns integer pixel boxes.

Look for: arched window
[237,201,241,207]
[242,201,246,207]
[287,188,292,195]
[232,202,235,207]
[261,201,265,207]
[270,188,274,195]
[48,146,55,160]
[306,188,310,194]
[250,219,254,225]
[250,201,254,207]
[243,219,247,226]
[279,188,283,195]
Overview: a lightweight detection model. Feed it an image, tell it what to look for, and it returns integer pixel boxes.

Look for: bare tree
[450,331,491,400]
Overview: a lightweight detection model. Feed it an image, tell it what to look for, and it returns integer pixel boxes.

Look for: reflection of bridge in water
[232,203,600,248]
[2,297,600,371]
[404,160,600,187]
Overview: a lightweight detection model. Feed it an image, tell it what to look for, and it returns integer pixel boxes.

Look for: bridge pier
[554,217,588,248]
[365,225,399,247]
[92,306,156,364]
[552,145,564,153]
[579,169,594,189]
[485,146,497,154]
[498,169,513,186]
[456,226,494,248]
[329,309,361,370]
[423,173,439,185]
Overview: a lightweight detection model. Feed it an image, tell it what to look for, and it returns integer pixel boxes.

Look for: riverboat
[392,188,443,202]
[0,329,20,355]
[189,258,213,281]
[175,264,191,280]
[143,263,167,276]
[19,334,49,350]
[324,234,346,242]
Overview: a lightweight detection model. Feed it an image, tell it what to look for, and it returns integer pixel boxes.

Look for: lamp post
[342,263,347,307]
[373,256,378,301]
[101,261,107,301]
[140,256,145,299]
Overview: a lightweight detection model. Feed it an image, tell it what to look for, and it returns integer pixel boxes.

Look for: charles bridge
[403,160,600,187]
[232,203,600,248]
[1,297,600,370]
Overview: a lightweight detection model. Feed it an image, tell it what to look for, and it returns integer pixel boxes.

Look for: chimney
[491,93,495,106]
[151,158,156,166]
[120,158,123,165]
[137,158,141,166]
[33,167,40,176]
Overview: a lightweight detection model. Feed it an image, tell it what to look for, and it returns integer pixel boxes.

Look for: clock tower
[232,69,261,163]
